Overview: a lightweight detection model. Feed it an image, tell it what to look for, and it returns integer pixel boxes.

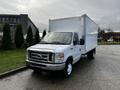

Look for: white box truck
[26,14,98,77]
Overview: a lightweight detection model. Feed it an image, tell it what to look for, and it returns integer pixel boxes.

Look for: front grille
[28,50,54,63]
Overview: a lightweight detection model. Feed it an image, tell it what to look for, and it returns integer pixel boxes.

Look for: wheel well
[87,48,96,54]
[66,56,73,63]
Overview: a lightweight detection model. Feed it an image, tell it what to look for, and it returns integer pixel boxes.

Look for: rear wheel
[64,61,73,78]
[87,49,95,59]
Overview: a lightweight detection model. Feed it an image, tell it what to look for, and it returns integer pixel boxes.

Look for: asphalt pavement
[0,45,120,90]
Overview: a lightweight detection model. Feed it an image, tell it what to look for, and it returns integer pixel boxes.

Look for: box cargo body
[49,14,98,54]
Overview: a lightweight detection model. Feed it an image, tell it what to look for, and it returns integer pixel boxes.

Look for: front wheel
[64,61,73,78]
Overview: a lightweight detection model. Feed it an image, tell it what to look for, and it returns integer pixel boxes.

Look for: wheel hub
[67,63,72,75]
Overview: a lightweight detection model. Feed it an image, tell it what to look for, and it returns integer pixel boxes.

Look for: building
[112,32,120,42]
[0,14,38,42]
[98,30,120,42]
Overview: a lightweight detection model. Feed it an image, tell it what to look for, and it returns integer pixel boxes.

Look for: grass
[98,41,120,45]
[0,49,26,74]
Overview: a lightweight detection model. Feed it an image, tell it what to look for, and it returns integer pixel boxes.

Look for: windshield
[40,32,73,45]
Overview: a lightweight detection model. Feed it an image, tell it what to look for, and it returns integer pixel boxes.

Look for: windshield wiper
[50,41,66,44]
[39,41,50,44]
[40,41,67,44]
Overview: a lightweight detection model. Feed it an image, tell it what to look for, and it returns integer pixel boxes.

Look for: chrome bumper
[26,60,65,71]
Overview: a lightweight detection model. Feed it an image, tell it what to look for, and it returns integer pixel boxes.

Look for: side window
[73,33,79,44]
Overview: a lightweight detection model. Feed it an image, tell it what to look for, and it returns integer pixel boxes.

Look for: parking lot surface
[0,45,120,90]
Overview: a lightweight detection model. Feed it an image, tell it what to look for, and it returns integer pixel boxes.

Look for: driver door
[73,33,81,63]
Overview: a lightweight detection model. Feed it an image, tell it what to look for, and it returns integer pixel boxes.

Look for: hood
[27,44,70,52]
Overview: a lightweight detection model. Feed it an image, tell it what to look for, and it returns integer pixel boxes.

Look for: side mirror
[80,39,84,45]
[73,41,77,45]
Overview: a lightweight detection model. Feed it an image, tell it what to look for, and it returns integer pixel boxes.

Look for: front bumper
[26,60,65,71]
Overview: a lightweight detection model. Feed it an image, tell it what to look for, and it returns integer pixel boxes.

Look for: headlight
[55,53,64,60]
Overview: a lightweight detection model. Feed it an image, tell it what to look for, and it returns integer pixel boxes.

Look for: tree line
[98,28,120,42]
[1,23,46,50]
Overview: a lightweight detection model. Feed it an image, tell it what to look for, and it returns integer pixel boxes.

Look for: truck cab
[26,32,84,77]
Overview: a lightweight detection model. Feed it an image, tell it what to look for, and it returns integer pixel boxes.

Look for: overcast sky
[0,0,120,31]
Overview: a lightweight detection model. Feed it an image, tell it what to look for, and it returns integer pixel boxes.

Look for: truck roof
[49,14,86,21]
[49,14,98,26]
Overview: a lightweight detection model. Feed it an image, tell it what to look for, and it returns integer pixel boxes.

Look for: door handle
[70,48,73,50]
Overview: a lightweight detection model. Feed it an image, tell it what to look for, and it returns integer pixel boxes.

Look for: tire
[64,61,73,78]
[93,48,96,55]
[87,49,95,59]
